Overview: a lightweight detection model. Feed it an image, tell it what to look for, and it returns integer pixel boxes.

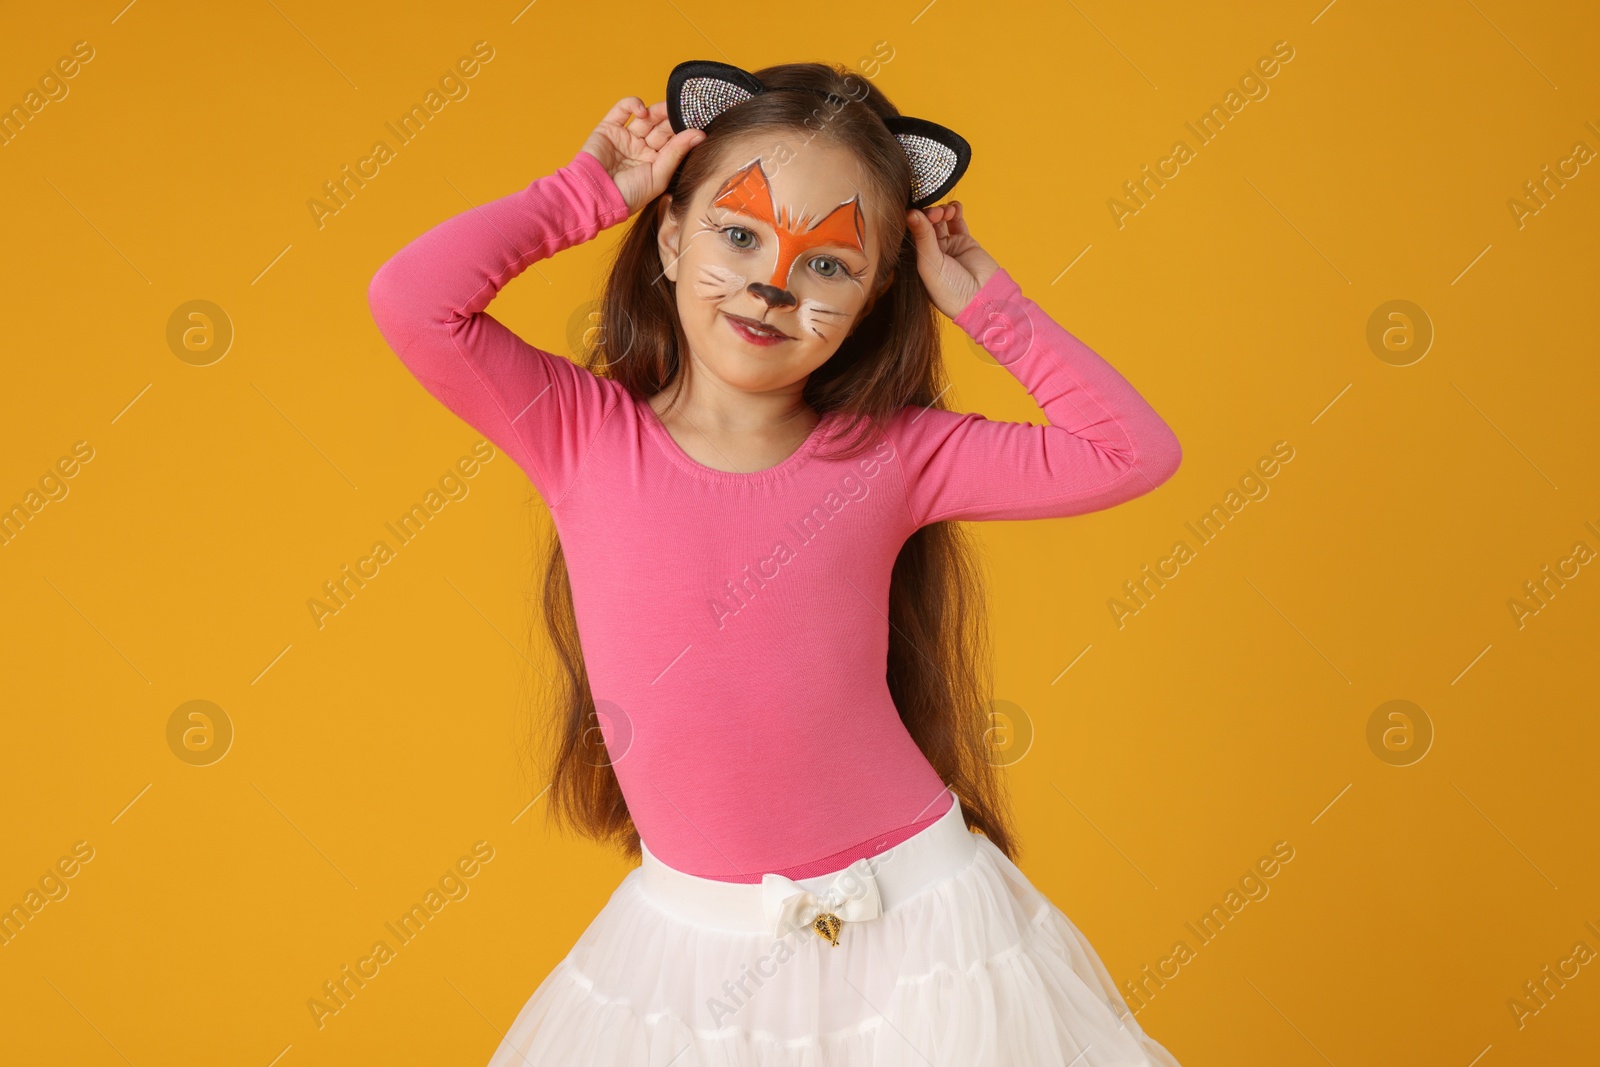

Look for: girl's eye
[811,256,842,279]
[722,226,756,250]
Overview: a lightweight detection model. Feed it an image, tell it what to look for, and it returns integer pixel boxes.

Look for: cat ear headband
[664,59,971,210]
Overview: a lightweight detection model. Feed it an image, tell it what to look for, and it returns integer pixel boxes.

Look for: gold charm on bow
[761,859,883,946]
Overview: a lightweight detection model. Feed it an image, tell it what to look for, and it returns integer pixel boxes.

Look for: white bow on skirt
[760,858,884,945]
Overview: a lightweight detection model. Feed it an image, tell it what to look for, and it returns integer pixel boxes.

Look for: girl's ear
[655,194,681,283]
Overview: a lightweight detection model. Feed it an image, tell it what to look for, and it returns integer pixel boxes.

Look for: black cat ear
[665,63,972,208]
[882,116,971,209]
[666,60,767,134]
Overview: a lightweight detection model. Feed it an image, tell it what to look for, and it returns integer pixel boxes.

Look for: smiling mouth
[725,312,793,340]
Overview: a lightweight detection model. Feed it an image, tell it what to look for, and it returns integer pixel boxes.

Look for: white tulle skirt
[487,795,1182,1066]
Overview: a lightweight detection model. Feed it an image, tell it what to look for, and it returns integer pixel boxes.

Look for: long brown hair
[522,61,1020,866]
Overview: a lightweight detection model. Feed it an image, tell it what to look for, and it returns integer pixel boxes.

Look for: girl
[368,60,1183,1067]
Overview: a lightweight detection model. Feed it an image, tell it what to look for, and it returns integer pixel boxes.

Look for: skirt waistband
[636,794,978,937]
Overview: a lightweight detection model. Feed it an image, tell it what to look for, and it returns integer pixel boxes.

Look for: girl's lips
[725,313,792,345]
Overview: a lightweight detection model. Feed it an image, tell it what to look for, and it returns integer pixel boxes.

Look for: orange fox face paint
[708,157,867,294]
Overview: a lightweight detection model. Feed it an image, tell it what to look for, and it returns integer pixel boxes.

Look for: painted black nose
[747,282,796,309]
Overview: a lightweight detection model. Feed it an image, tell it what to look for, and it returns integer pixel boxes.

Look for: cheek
[794,289,865,342]
[691,261,746,304]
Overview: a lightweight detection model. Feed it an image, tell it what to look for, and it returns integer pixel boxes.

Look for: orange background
[2,1,1597,1064]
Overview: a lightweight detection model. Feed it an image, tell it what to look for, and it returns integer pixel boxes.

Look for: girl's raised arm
[366,150,631,504]
[365,98,702,506]
[888,265,1183,527]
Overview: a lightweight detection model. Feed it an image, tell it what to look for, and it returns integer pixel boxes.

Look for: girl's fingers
[605,96,649,129]
[637,100,673,142]
[654,128,705,181]
[922,203,960,240]
[906,209,942,271]
[946,201,971,236]
[922,201,974,246]
[644,119,674,151]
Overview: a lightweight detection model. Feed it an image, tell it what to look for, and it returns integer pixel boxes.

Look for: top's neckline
[635,396,838,484]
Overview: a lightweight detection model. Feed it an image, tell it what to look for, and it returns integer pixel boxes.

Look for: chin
[701,351,797,392]
[681,326,789,385]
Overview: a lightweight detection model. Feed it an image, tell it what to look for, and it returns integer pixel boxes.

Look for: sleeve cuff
[567,148,633,230]
[952,267,1023,340]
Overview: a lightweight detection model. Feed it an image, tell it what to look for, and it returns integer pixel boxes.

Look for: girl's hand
[905,201,1001,320]
[580,98,705,217]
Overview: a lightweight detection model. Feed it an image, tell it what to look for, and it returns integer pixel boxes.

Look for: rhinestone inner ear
[896,133,958,206]
[680,77,755,130]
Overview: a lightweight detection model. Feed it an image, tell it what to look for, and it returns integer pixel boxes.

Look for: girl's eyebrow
[706,161,874,277]
[712,205,870,257]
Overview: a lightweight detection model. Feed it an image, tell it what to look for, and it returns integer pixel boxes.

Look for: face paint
[691,263,746,304]
[708,157,868,297]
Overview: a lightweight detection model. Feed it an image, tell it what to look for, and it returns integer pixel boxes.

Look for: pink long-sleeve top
[367,148,1181,882]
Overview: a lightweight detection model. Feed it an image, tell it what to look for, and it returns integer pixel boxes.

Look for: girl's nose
[747,282,797,309]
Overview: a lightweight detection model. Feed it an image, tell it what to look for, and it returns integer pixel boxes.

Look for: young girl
[369,60,1183,1067]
